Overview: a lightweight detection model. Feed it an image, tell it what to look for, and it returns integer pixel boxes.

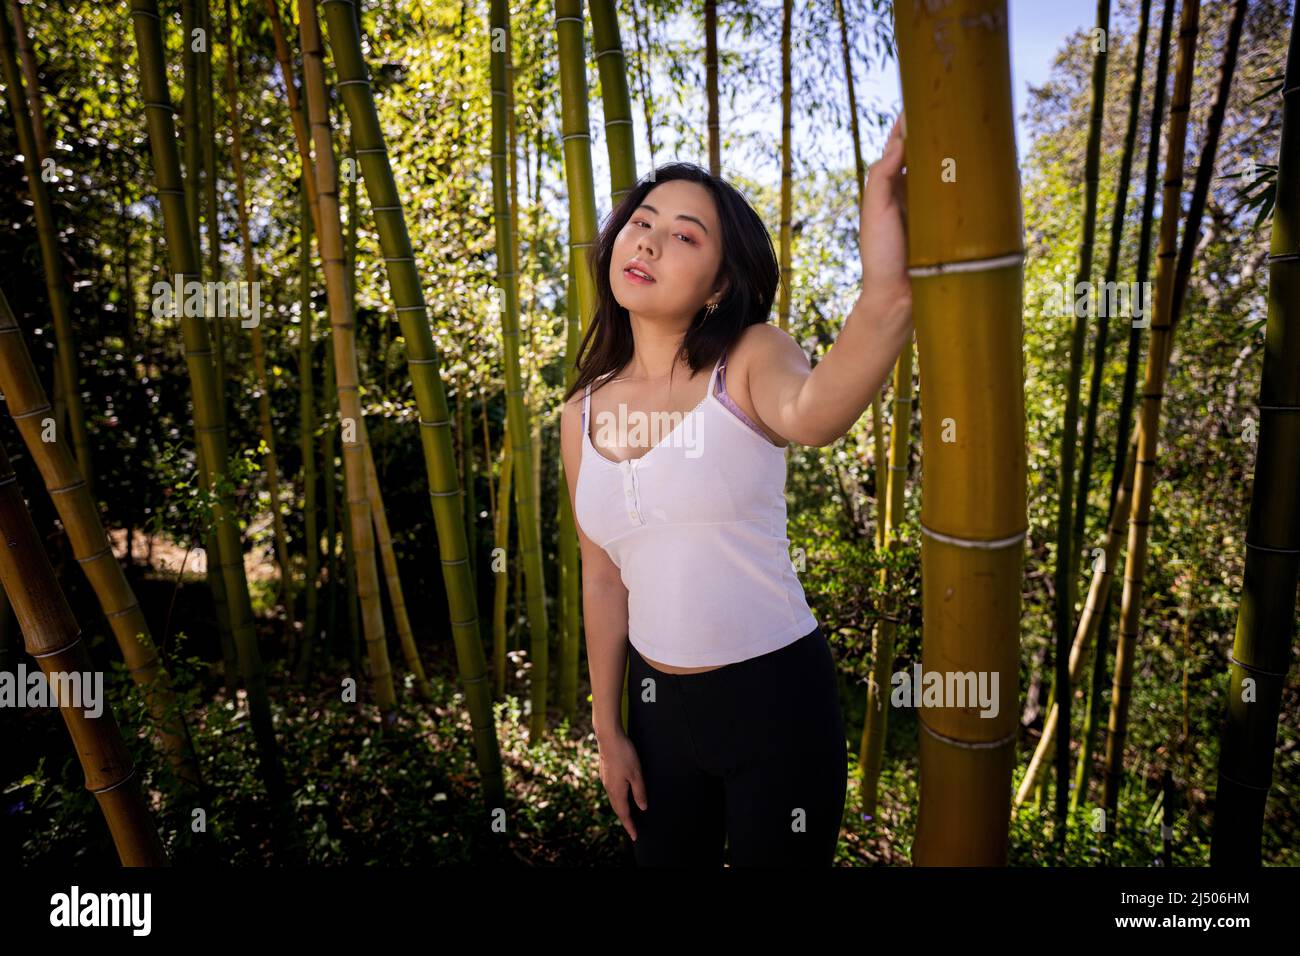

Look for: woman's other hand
[597,728,648,841]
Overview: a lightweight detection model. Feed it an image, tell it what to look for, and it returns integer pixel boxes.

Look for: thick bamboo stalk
[296,0,395,715]
[128,0,296,851]
[1211,7,1299,866]
[777,0,792,332]
[895,0,1025,866]
[224,0,295,638]
[320,0,505,803]
[1049,0,1110,828]
[0,3,94,488]
[0,288,203,792]
[0,442,167,866]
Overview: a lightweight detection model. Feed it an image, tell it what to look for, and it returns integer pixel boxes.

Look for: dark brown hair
[562,162,779,403]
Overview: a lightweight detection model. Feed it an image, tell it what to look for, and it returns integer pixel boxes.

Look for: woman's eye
[676,234,695,245]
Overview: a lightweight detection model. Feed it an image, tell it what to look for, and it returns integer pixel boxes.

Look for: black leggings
[625,623,847,866]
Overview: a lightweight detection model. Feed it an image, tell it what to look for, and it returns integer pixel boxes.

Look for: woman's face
[609,179,726,322]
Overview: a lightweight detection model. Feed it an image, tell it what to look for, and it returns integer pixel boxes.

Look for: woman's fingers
[629,765,648,812]
[865,119,906,210]
[610,782,637,840]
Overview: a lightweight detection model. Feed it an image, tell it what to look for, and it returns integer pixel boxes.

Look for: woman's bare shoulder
[727,322,807,376]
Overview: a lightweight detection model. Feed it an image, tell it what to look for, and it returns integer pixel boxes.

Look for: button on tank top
[575,351,818,666]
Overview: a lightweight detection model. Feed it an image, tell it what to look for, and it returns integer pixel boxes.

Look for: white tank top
[575,352,818,666]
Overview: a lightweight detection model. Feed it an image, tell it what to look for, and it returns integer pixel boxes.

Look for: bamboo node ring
[919,522,1026,550]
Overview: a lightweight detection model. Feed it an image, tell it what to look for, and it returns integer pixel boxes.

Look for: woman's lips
[624,268,655,284]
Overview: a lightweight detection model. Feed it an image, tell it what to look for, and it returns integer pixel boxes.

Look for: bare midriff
[636,649,726,675]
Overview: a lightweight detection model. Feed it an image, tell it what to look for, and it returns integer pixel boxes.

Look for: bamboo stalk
[590,0,637,205]
[777,0,792,332]
[0,288,203,792]
[704,0,719,175]
[199,0,225,391]
[1211,5,1300,866]
[859,333,913,815]
[359,418,433,702]
[1015,427,1140,806]
[556,0,600,335]
[128,0,297,853]
[319,2,506,807]
[490,0,550,739]
[296,0,395,715]
[1106,0,1248,824]
[1072,0,1151,617]
[835,0,891,551]
[181,0,202,269]
[0,442,168,866]
[298,180,320,677]
[0,2,95,488]
[494,423,514,698]
[225,0,295,641]
[895,0,1025,865]
[1074,0,1176,816]
[1049,0,1109,830]
[628,0,657,164]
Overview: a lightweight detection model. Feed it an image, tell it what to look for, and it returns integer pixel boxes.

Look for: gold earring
[705,301,718,319]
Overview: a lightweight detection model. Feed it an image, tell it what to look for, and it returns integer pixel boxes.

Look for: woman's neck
[623,313,698,381]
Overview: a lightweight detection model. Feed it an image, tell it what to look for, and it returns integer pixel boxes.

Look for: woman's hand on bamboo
[860,111,911,308]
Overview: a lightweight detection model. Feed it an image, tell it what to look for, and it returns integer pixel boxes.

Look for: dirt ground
[107,525,282,582]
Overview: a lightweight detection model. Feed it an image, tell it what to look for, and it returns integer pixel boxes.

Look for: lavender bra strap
[716,356,768,439]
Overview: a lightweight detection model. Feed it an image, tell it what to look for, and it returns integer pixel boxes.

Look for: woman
[560,115,911,866]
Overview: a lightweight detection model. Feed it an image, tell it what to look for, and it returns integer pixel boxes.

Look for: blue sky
[590,0,1103,197]
[854,0,1100,157]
